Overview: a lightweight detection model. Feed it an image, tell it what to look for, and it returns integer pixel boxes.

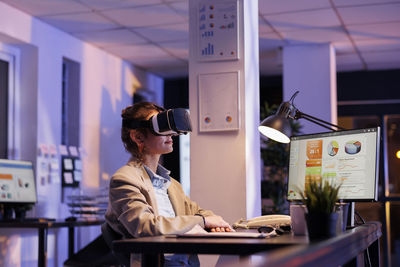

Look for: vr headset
[122,108,192,136]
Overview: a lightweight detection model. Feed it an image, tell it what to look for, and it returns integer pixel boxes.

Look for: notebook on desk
[175,224,276,238]
[176,232,271,238]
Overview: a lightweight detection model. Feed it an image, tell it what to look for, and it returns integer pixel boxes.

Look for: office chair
[101,223,130,267]
[101,223,165,267]
[63,232,122,267]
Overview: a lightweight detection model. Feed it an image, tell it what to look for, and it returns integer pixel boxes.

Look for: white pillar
[283,44,337,135]
[188,0,260,224]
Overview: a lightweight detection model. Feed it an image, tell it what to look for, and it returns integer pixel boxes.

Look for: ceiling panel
[159,40,189,59]
[79,0,163,10]
[283,27,349,45]
[163,0,188,2]
[1,0,399,77]
[73,28,148,48]
[259,18,275,34]
[101,4,186,28]
[134,23,188,43]
[167,1,189,19]
[347,21,400,41]
[337,3,400,25]
[336,53,364,71]
[259,0,331,15]
[1,0,89,16]
[355,39,400,52]
[39,12,118,33]
[263,8,340,32]
[105,43,171,59]
[333,0,400,7]
[334,41,356,54]
[362,50,400,64]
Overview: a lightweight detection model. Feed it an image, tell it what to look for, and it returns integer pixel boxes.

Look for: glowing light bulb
[397,150,400,159]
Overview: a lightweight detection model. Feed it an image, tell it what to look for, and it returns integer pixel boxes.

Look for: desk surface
[113,222,382,256]
[113,232,308,255]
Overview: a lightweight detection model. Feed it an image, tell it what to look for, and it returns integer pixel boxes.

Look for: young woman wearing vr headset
[105,102,232,267]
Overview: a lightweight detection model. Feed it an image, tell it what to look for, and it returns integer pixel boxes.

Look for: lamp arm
[294,110,346,131]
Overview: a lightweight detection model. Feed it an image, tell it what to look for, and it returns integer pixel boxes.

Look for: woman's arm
[107,168,205,238]
[170,179,232,232]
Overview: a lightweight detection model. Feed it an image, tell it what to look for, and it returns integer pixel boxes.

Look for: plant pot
[305,212,339,241]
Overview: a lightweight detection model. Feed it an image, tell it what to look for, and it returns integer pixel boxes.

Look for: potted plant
[299,178,341,240]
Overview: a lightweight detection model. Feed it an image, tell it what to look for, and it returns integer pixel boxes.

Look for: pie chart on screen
[345,140,362,154]
[327,141,339,156]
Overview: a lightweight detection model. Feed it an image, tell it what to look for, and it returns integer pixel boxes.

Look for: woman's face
[143,131,174,155]
[142,110,174,155]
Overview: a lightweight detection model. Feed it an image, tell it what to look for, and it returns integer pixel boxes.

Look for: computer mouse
[257,226,275,233]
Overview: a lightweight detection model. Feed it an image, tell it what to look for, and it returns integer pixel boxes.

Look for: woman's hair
[121,102,165,163]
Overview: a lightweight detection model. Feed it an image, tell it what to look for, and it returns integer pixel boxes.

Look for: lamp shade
[258,115,291,143]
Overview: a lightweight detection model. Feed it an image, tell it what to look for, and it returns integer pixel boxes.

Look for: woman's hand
[204,215,234,232]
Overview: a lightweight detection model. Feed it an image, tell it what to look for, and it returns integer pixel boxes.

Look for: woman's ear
[130,130,144,144]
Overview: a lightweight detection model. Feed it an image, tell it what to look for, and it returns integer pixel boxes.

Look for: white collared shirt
[143,164,176,218]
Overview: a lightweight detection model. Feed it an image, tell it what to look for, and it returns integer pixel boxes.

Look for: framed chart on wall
[197,0,239,62]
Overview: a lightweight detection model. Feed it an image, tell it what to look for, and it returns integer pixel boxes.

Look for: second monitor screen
[287,127,380,201]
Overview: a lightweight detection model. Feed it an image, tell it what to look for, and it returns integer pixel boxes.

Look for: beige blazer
[105,161,214,239]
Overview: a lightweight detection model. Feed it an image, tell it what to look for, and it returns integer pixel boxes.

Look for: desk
[223,221,382,267]
[112,221,381,267]
[113,231,308,267]
[0,218,104,267]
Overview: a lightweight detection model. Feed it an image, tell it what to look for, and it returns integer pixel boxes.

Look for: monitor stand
[347,202,356,229]
[1,206,14,220]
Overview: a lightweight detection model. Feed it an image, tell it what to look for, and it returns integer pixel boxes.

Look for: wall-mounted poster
[198,71,240,132]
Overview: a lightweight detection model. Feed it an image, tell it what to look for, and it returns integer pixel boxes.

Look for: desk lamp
[258,91,346,143]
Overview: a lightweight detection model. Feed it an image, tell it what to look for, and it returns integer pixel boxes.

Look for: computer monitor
[0,159,37,204]
[287,127,380,202]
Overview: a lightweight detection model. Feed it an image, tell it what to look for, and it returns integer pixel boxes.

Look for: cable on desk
[355,211,366,225]
[355,211,372,267]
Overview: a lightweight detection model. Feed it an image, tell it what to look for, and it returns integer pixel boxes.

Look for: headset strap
[122,119,151,129]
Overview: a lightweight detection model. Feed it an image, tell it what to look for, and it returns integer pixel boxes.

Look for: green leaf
[298,178,341,214]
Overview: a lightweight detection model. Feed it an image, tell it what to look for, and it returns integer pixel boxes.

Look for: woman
[105,102,232,266]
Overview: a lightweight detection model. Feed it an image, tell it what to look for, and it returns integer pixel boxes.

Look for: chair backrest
[101,223,130,266]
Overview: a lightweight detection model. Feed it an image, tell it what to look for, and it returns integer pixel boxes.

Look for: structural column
[283,44,337,134]
[188,0,260,223]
